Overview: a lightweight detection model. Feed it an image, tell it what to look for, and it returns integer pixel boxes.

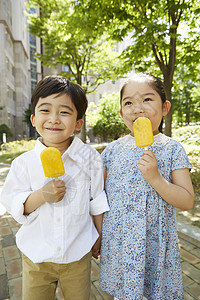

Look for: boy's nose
[49,113,60,124]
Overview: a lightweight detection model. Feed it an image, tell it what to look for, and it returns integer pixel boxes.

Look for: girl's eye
[40,109,49,113]
[144,98,152,102]
[124,101,132,106]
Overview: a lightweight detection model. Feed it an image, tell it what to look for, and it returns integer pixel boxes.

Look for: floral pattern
[100,133,191,300]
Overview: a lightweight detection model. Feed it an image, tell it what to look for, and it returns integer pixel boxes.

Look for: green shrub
[0,139,36,153]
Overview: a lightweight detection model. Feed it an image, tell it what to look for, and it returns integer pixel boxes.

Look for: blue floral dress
[99,133,191,300]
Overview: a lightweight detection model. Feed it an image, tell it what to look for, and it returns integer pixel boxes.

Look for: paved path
[0,165,200,300]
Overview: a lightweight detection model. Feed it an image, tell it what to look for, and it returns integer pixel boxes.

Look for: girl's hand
[137,150,160,184]
[41,179,66,203]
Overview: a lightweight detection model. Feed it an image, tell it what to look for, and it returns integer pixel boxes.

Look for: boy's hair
[120,73,166,132]
[31,76,88,120]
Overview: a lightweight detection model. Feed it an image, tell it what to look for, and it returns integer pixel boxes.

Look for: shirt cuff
[11,192,40,225]
[90,190,110,215]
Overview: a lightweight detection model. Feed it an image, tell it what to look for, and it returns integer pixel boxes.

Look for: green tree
[27,0,124,141]
[87,93,129,141]
[23,107,37,139]
[172,66,200,125]
[76,0,200,136]
[23,108,32,127]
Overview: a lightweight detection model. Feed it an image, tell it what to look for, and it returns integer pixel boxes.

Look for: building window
[13,92,16,101]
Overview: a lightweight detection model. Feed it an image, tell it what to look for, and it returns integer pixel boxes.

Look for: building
[0,0,42,142]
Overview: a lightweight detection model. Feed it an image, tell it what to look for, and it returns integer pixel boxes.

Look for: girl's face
[120,81,170,136]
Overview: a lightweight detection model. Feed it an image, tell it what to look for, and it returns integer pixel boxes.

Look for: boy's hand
[92,237,101,259]
[137,150,160,184]
[41,179,66,203]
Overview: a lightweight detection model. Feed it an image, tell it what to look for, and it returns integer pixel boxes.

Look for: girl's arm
[137,150,194,210]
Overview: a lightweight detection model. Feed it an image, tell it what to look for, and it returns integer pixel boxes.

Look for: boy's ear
[75,119,84,131]
[162,100,171,116]
[30,114,35,127]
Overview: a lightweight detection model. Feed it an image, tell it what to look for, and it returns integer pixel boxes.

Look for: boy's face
[31,93,83,149]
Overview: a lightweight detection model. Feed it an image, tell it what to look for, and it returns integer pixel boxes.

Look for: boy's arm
[24,179,66,215]
[92,214,103,259]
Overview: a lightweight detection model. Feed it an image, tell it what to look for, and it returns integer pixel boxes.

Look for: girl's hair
[31,76,88,120]
[120,73,166,132]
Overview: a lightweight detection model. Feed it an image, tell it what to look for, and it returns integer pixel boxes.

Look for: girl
[99,73,194,300]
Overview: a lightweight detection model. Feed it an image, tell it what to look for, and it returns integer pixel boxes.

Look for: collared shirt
[0,137,109,264]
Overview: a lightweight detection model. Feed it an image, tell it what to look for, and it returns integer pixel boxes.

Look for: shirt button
[57,247,61,252]
[57,218,61,222]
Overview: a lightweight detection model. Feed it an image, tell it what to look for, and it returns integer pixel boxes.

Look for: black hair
[120,73,166,132]
[31,76,88,120]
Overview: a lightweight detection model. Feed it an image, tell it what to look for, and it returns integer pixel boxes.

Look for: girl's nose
[132,99,144,114]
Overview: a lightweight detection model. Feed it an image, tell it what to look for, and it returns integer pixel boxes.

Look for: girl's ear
[162,100,171,116]
[75,119,84,131]
[30,114,35,127]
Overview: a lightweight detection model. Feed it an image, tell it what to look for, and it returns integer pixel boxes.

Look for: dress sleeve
[0,157,39,224]
[171,142,192,172]
[101,142,114,170]
[89,149,110,216]
[101,147,108,169]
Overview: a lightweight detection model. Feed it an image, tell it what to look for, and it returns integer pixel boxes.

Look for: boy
[0,76,109,300]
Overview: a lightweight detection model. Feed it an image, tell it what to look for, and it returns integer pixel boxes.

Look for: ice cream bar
[133,117,154,148]
[40,147,65,178]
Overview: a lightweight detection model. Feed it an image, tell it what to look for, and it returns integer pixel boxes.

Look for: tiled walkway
[0,165,200,300]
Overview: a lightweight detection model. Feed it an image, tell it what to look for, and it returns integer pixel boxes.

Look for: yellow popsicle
[40,147,65,178]
[133,117,154,148]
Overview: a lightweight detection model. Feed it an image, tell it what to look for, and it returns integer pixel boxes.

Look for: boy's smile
[31,93,83,152]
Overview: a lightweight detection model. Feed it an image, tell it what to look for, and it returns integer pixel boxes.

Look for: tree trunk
[163,75,173,137]
[164,111,172,137]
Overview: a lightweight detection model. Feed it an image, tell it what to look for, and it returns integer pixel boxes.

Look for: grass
[0,140,36,164]
[0,125,199,228]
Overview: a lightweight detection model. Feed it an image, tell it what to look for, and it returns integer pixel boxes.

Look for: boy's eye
[144,98,152,102]
[60,111,70,115]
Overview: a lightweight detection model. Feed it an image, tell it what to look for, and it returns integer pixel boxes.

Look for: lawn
[0,125,199,228]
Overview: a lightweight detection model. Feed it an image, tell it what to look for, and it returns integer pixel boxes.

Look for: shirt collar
[63,136,86,164]
[34,136,86,165]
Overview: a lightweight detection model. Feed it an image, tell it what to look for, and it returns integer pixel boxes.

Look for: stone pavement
[0,164,200,300]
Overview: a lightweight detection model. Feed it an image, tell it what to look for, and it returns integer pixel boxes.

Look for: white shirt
[0,137,109,264]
